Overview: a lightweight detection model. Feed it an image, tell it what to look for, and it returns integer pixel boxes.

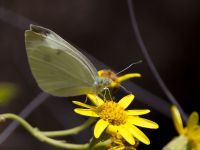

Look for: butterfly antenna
[116,60,143,75]
[120,85,132,94]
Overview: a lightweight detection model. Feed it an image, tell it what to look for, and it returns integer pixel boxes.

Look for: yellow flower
[98,70,141,88]
[73,94,159,145]
[107,133,139,150]
[171,105,200,150]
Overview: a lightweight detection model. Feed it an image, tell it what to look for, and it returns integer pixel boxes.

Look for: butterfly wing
[25,25,98,97]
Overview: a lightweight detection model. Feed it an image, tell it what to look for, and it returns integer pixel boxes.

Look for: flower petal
[188,125,200,137]
[87,94,104,106]
[192,127,200,139]
[74,108,99,117]
[171,105,184,134]
[187,112,199,129]
[118,94,134,109]
[124,124,150,145]
[111,146,125,150]
[110,82,119,88]
[72,101,94,109]
[94,119,109,138]
[126,109,150,116]
[117,73,141,82]
[106,124,118,134]
[97,70,104,76]
[127,116,159,129]
[118,126,135,145]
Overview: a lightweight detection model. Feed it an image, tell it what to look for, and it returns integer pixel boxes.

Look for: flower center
[97,101,127,126]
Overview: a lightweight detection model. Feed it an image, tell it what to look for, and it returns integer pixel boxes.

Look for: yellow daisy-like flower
[98,70,141,88]
[107,133,139,150]
[171,105,200,150]
[73,94,159,145]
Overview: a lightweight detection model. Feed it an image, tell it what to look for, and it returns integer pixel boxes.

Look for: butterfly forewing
[25,26,98,97]
[30,24,98,78]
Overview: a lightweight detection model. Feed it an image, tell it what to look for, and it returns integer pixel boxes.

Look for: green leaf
[0,83,18,106]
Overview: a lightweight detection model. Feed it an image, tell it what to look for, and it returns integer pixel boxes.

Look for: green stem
[95,139,111,149]
[0,113,89,149]
[0,113,109,149]
[42,118,96,137]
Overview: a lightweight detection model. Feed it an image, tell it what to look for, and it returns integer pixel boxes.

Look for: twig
[126,0,187,122]
[0,92,49,144]
[0,113,105,150]
[42,118,96,137]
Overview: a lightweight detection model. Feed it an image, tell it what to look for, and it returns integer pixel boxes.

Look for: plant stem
[126,0,187,122]
[42,118,96,137]
[0,113,97,149]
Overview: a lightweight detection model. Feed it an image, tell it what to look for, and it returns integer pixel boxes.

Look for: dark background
[0,0,200,149]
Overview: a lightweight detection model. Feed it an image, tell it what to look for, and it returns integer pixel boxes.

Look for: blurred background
[0,0,199,149]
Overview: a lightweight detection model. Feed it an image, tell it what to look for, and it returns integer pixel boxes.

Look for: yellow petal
[74,108,99,117]
[97,70,104,76]
[188,125,200,137]
[124,123,150,145]
[118,126,135,145]
[118,94,134,109]
[127,116,159,129]
[126,109,150,115]
[117,73,141,83]
[87,94,104,106]
[193,128,200,138]
[111,146,125,150]
[72,101,94,109]
[94,119,109,138]
[171,105,184,134]
[110,82,119,88]
[187,112,199,129]
[106,124,118,134]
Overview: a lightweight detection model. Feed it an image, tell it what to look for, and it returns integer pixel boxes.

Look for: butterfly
[25,24,111,97]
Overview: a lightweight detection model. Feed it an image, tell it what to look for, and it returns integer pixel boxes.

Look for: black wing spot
[31,25,51,36]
